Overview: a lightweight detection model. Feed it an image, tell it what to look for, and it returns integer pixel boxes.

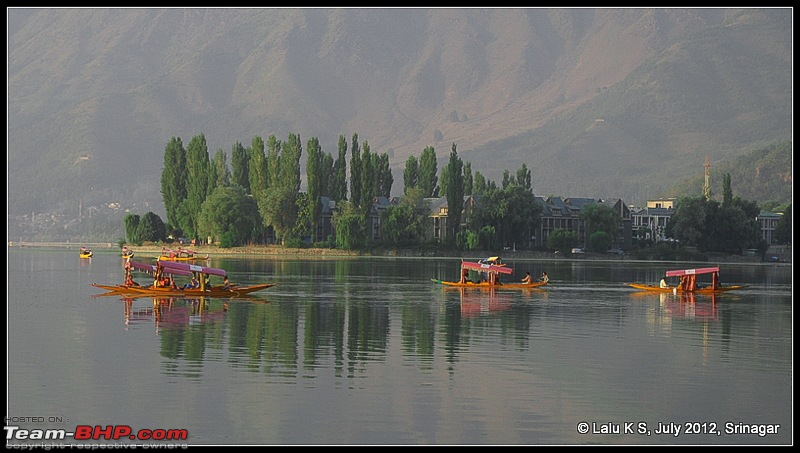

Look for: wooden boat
[79,247,93,258]
[92,282,275,297]
[432,257,548,289]
[432,278,547,289]
[627,266,745,293]
[158,247,208,261]
[92,259,274,297]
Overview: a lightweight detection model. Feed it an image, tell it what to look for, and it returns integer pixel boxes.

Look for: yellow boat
[92,259,274,298]
[79,247,93,259]
[432,257,548,289]
[627,266,745,293]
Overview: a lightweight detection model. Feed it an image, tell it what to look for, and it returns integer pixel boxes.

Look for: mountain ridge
[7,8,792,216]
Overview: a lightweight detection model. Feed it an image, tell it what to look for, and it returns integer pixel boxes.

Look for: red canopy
[665,267,719,277]
[461,260,513,275]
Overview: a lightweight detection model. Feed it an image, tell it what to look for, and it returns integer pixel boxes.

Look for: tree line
[121,132,789,255]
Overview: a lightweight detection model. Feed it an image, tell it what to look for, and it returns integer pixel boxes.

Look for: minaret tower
[703,155,711,201]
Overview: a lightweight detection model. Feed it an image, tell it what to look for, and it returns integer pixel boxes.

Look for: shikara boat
[627,266,745,293]
[92,259,274,297]
[79,247,93,258]
[432,257,548,289]
[158,247,209,261]
[431,278,548,289]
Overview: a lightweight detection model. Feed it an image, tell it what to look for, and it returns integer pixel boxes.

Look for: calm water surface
[6,249,793,445]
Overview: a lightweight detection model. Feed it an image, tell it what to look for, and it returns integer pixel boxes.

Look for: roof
[665,267,720,277]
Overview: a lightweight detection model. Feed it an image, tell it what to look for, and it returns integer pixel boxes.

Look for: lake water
[6,248,793,445]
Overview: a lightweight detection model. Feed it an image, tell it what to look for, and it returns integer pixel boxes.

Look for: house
[631,205,674,242]
[534,196,631,249]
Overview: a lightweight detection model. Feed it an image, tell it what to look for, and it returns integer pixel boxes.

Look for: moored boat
[627,266,745,293]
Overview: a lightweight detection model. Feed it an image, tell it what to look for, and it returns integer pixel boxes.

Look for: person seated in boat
[223,276,231,290]
[659,278,668,288]
[183,277,199,290]
[521,272,532,284]
[540,272,549,283]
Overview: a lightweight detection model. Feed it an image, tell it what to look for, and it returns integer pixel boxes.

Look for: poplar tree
[230,141,250,193]
[160,137,187,229]
[249,135,268,198]
[181,133,211,240]
[464,161,473,196]
[350,133,361,205]
[332,135,348,201]
[212,148,230,189]
[418,146,438,197]
[445,143,464,241]
[306,137,323,241]
[403,155,419,194]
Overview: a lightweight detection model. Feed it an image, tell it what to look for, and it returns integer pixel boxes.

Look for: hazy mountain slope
[7,8,792,217]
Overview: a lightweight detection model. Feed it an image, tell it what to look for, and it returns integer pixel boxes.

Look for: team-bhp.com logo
[6,425,188,442]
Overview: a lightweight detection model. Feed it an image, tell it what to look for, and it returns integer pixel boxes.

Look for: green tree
[722,173,733,207]
[230,141,250,193]
[266,135,281,191]
[249,136,268,198]
[473,171,486,195]
[463,161,473,195]
[377,153,393,198]
[349,133,362,205]
[333,200,365,249]
[197,185,259,247]
[774,204,791,244]
[579,202,620,246]
[332,135,348,201]
[418,146,438,197]
[124,213,141,244]
[445,143,464,243]
[160,137,187,228]
[546,228,579,254]
[306,137,323,241]
[179,133,211,240]
[137,211,166,243]
[587,231,613,253]
[516,163,532,191]
[403,155,419,194]
[212,148,230,188]
[320,152,334,198]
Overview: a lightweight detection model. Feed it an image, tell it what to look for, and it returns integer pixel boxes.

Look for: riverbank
[9,241,788,264]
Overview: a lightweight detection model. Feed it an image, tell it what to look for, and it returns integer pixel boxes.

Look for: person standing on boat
[521,272,532,284]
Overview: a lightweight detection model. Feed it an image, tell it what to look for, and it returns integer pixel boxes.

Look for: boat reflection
[121,296,229,333]
[458,288,514,318]
[630,291,718,322]
[659,291,718,322]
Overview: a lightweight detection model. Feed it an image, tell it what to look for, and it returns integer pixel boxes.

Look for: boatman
[521,272,532,284]
[540,272,549,283]
[660,278,668,288]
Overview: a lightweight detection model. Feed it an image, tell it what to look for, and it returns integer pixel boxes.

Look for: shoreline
[8,241,788,265]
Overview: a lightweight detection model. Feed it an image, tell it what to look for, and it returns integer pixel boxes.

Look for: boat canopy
[158,260,227,277]
[129,260,192,277]
[665,267,720,277]
[461,260,513,275]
